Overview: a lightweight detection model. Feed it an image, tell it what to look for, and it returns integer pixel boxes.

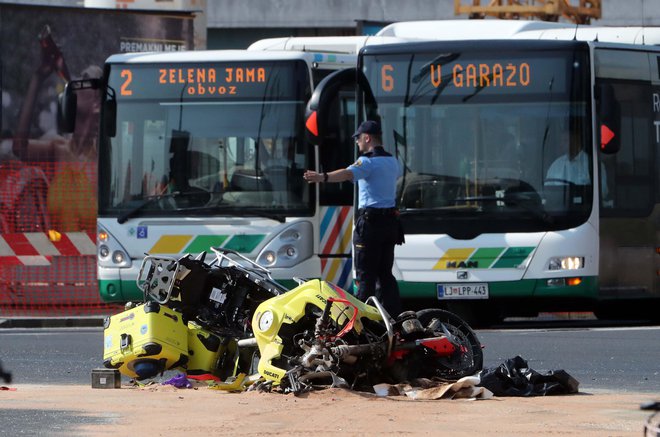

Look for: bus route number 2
[120,69,133,96]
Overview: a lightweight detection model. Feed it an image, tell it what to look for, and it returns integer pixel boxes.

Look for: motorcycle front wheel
[414,308,484,380]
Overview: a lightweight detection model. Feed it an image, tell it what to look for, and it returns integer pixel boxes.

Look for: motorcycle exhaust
[331,344,383,363]
[237,337,258,348]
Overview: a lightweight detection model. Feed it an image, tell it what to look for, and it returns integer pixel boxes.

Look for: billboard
[0,4,194,314]
[0,4,194,234]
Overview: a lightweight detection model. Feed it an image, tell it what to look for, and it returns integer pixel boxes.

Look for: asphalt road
[0,323,658,437]
[478,326,660,393]
[0,323,658,393]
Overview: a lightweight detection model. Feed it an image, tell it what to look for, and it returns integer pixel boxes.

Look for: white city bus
[61,40,376,302]
[309,21,660,323]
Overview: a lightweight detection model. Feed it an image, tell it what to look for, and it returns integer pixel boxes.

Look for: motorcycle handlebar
[314,298,334,337]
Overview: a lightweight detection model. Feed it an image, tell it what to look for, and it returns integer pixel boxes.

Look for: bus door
[305,68,357,290]
[595,48,658,315]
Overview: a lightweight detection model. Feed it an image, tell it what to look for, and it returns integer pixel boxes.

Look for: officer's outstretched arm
[303,168,353,184]
[326,169,353,183]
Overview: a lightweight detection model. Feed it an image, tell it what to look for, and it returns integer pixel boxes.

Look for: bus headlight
[256,221,312,269]
[97,225,132,268]
[285,246,297,258]
[263,250,276,265]
[548,256,584,271]
[112,251,126,264]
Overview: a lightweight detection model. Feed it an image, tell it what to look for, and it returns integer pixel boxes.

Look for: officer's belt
[357,207,398,216]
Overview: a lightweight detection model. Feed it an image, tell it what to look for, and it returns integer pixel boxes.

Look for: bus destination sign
[369,53,568,100]
[380,61,531,91]
[110,62,298,100]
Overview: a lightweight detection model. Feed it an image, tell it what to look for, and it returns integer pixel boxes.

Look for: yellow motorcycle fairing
[251,279,382,383]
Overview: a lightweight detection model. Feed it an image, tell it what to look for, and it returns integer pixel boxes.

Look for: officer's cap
[352,120,382,138]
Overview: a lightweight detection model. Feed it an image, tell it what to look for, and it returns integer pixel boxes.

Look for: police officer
[303,120,403,317]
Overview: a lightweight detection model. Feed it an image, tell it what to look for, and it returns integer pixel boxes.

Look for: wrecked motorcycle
[247,278,484,393]
[103,248,284,379]
[104,248,483,389]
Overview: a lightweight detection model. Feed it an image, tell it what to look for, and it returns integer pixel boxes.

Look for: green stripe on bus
[99,279,142,303]
[398,276,597,299]
[491,246,535,268]
[184,235,229,253]
[222,234,266,253]
[399,279,536,299]
[468,247,506,268]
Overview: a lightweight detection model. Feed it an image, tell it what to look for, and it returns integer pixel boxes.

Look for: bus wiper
[455,194,554,225]
[117,191,181,224]
[399,205,478,215]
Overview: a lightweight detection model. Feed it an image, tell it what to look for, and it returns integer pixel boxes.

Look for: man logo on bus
[446,260,478,269]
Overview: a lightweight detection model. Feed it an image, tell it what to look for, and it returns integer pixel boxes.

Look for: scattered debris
[478,355,579,396]
[162,373,193,389]
[375,375,494,400]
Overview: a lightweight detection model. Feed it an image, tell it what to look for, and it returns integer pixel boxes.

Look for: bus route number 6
[381,64,394,92]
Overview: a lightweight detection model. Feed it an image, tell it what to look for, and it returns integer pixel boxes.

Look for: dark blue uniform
[348,146,403,317]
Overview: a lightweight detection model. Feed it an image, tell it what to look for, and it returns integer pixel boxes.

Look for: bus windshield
[361,41,593,237]
[99,60,312,219]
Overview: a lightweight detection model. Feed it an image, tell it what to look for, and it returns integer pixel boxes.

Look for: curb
[0,317,104,328]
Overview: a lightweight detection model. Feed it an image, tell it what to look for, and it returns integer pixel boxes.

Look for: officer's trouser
[353,211,402,317]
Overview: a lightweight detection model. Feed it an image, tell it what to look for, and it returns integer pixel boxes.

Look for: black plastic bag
[478,355,579,396]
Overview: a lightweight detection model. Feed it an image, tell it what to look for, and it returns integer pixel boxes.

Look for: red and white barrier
[0,232,96,266]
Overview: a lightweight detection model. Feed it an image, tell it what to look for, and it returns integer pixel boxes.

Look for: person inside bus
[303,120,404,318]
[545,129,609,199]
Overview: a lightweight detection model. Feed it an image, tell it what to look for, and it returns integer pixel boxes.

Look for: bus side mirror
[57,84,77,134]
[596,83,621,154]
[104,98,117,138]
[305,68,356,145]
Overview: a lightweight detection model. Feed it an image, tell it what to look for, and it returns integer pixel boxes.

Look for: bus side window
[596,80,653,216]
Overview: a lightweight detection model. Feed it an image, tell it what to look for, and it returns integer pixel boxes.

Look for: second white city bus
[308,20,660,323]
